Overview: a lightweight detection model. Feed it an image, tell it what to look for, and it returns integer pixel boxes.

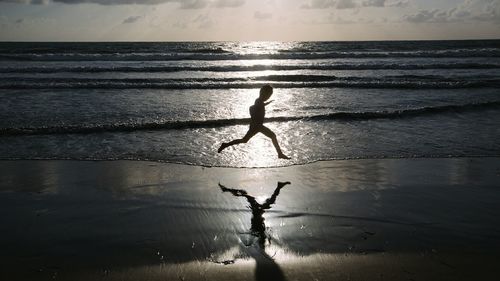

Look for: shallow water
[1,41,500,167]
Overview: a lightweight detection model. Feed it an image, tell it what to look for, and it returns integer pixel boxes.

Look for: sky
[0,0,499,41]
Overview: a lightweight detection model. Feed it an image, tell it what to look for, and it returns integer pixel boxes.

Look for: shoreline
[1,154,500,169]
[1,157,499,280]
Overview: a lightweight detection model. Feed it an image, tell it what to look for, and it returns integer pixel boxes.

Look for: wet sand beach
[0,158,499,281]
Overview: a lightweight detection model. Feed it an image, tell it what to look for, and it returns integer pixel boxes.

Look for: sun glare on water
[215,42,300,167]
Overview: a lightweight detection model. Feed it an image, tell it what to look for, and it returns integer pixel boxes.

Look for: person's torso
[249,99,265,126]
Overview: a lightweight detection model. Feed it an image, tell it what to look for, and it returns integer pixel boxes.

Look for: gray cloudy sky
[0,0,499,41]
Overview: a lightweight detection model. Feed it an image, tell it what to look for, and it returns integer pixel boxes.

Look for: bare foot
[218,143,228,153]
[278,153,291,160]
[277,181,291,188]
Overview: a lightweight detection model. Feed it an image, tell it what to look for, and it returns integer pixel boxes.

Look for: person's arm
[219,183,247,197]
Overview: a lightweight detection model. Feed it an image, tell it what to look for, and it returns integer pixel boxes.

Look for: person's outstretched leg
[261,181,290,209]
[260,126,290,159]
[218,127,257,153]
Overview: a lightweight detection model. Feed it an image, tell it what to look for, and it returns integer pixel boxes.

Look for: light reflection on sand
[93,250,500,281]
[1,159,500,280]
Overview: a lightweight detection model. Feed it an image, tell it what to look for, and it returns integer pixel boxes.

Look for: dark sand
[0,158,499,281]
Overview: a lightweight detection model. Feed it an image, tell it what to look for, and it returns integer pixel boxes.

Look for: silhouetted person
[219,181,290,281]
[218,85,290,159]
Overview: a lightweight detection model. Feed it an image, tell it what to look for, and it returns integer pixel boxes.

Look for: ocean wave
[2,49,500,62]
[2,101,499,136]
[184,47,230,54]
[2,75,499,89]
[1,62,499,74]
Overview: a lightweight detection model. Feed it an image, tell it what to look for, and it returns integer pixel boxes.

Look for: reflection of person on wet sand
[219,181,290,281]
[219,181,290,248]
[218,85,290,159]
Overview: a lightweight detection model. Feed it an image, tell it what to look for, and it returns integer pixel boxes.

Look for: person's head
[259,84,273,101]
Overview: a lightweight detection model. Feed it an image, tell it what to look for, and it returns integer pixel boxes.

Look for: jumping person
[217,85,290,159]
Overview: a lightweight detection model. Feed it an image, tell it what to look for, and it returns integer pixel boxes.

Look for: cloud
[472,0,500,23]
[326,15,355,24]
[0,0,170,4]
[403,9,440,23]
[362,0,384,7]
[335,0,356,9]
[1,0,49,3]
[301,0,356,9]
[254,11,272,20]
[361,0,410,8]
[403,0,500,24]
[7,15,56,27]
[0,0,246,7]
[362,0,408,7]
[299,0,408,9]
[307,11,383,25]
[193,13,214,28]
[388,0,409,7]
[179,0,246,9]
[335,0,357,9]
[179,0,208,9]
[300,0,336,9]
[211,0,244,8]
[122,15,142,24]
[49,0,168,4]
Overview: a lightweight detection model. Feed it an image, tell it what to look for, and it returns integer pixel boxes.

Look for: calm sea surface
[1,41,500,167]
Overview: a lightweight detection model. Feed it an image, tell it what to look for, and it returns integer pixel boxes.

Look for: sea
[1,40,499,168]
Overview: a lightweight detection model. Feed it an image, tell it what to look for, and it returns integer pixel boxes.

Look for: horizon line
[1,38,500,43]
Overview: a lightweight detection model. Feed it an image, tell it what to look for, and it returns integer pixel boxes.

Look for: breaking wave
[2,101,499,136]
[1,62,499,73]
[1,75,499,89]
